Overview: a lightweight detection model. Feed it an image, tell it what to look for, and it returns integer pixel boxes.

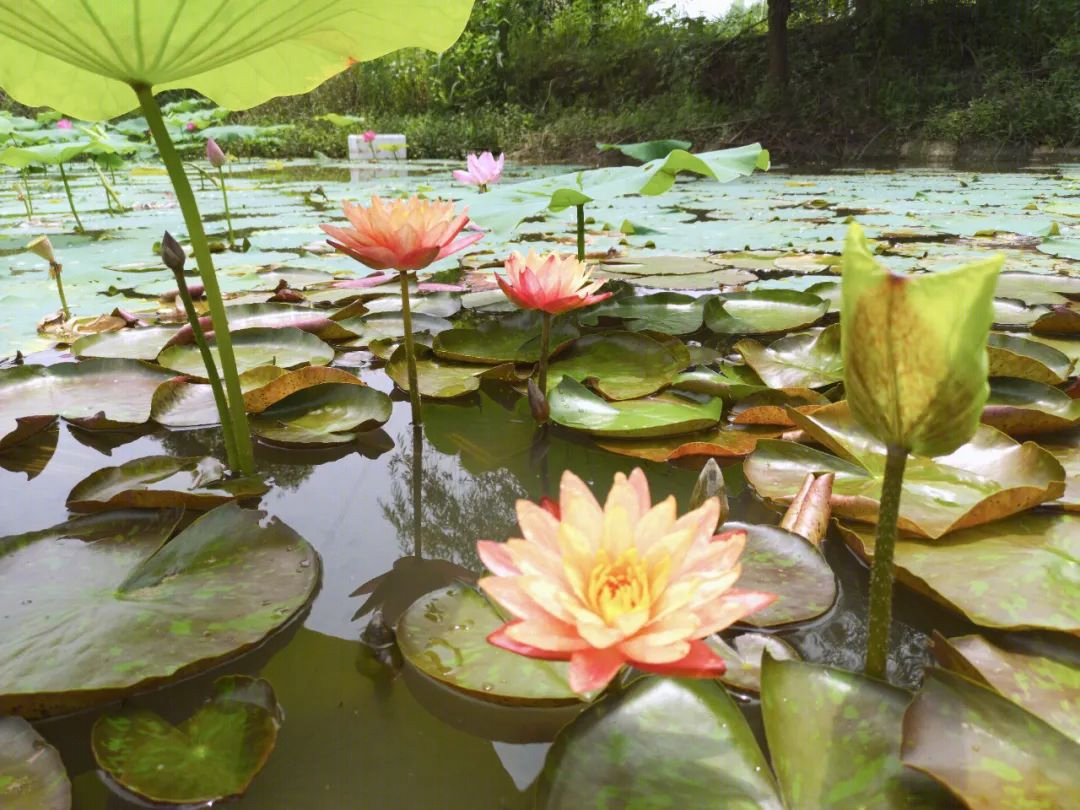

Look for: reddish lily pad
[981,378,1080,436]
[1032,304,1080,335]
[242,366,365,413]
[0,716,70,810]
[595,425,779,462]
[987,332,1073,385]
[728,388,831,426]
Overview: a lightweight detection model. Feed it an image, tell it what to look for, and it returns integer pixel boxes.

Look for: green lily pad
[66,455,268,512]
[932,634,1080,742]
[837,513,1080,633]
[711,633,800,694]
[337,311,453,345]
[535,677,782,810]
[579,291,707,334]
[902,669,1080,809]
[433,310,579,364]
[0,419,58,480]
[996,272,1080,304]
[987,333,1073,385]
[762,657,956,810]
[734,325,843,389]
[726,521,837,627]
[92,675,281,806]
[1044,445,1079,511]
[242,366,365,413]
[744,403,1066,538]
[362,291,461,319]
[157,326,334,376]
[704,290,828,335]
[150,366,286,427]
[671,363,766,401]
[396,585,579,705]
[72,327,179,361]
[981,378,1080,436]
[0,716,69,810]
[548,332,689,400]
[251,383,392,446]
[210,303,357,341]
[547,377,724,438]
[386,344,482,399]
[597,139,692,163]
[0,504,319,718]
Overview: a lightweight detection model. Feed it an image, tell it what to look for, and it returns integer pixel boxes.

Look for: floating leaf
[387,344,482,399]
[711,633,799,694]
[981,378,1080,436]
[671,364,766,401]
[433,310,579,364]
[1044,445,1079,511]
[150,366,285,427]
[251,383,392,446]
[336,311,453,345]
[705,290,828,335]
[157,326,334,376]
[0,716,70,810]
[734,325,843,389]
[596,426,778,462]
[579,291,707,334]
[1032,304,1080,335]
[242,366,364,413]
[548,332,689,400]
[596,139,692,163]
[728,388,830,426]
[547,377,723,438]
[0,419,58,480]
[72,327,179,361]
[987,333,1073,385]
[92,676,281,805]
[0,504,319,718]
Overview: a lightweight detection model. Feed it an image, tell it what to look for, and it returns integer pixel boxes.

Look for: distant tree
[767,0,792,96]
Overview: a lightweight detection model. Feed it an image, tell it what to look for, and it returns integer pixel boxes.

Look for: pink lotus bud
[362,130,377,143]
[186,122,197,132]
[206,138,226,168]
[56,119,72,130]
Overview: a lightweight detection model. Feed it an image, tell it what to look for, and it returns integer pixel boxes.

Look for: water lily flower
[206,138,226,169]
[204,139,235,248]
[362,130,377,143]
[478,468,776,694]
[186,121,198,132]
[55,118,72,130]
[453,151,504,192]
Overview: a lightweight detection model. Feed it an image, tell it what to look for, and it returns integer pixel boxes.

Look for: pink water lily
[362,130,377,143]
[478,469,776,694]
[497,250,611,315]
[55,118,72,130]
[185,121,198,132]
[453,151,504,190]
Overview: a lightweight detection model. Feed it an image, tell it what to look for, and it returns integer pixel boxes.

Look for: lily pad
[386,344,482,399]
[1032,304,1080,335]
[92,676,282,805]
[1044,445,1079,511]
[728,388,831,426]
[932,634,1080,742]
[150,366,286,427]
[433,310,579,364]
[671,364,766,401]
[547,377,724,438]
[0,504,319,718]
[157,326,334,376]
[0,419,58,480]
[396,585,579,705]
[66,456,268,512]
[734,325,843,389]
[744,403,1066,538]
[902,669,1080,809]
[0,716,70,810]
[704,290,828,335]
[242,366,365,413]
[535,677,782,810]
[837,513,1080,633]
[548,332,689,400]
[711,634,800,694]
[579,291,707,334]
[72,327,179,361]
[595,425,778,462]
[207,303,356,341]
[987,333,1073,385]
[597,139,692,163]
[981,378,1080,436]
[337,311,453,345]
[251,383,392,446]
[726,521,837,627]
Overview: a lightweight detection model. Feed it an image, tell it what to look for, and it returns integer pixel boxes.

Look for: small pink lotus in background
[453,151,504,192]
[497,250,611,315]
[185,121,198,132]
[478,469,775,694]
[55,118,72,130]
[362,130,377,143]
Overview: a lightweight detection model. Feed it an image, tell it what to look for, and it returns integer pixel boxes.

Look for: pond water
[2,157,1078,808]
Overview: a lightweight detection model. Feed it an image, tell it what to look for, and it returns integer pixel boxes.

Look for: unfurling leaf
[778,472,833,547]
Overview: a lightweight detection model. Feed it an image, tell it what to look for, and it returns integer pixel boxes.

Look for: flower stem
[398,270,422,425]
[134,83,255,475]
[57,162,83,232]
[865,444,908,680]
[50,264,70,319]
[21,170,33,218]
[217,165,235,248]
[411,422,423,558]
[168,264,240,470]
[575,204,586,261]
[538,311,552,394]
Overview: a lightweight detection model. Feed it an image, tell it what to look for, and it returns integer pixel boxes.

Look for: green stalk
[217,165,235,248]
[21,170,33,218]
[411,422,423,557]
[134,83,255,475]
[538,311,552,394]
[92,162,122,213]
[575,204,585,261]
[57,162,84,232]
[398,270,422,425]
[50,264,70,319]
[865,444,908,680]
[168,265,240,469]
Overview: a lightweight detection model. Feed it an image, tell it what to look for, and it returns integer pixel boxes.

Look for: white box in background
[348,133,407,161]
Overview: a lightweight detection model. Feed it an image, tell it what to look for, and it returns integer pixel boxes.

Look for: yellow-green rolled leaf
[0,1,474,120]
[841,222,1002,457]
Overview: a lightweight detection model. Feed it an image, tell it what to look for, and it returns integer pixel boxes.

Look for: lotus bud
[689,458,728,527]
[841,223,1002,456]
[362,130,377,143]
[527,378,550,423]
[206,137,226,168]
[160,231,186,273]
[27,235,56,266]
[779,472,834,547]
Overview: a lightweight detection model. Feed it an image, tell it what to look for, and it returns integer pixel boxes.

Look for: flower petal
[477,540,521,576]
[488,622,571,661]
[633,639,727,678]
[569,647,626,693]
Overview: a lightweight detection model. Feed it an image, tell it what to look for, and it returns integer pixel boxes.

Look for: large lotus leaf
[595,425,778,462]
[0,504,319,718]
[66,455,268,512]
[0,360,174,441]
[596,139,692,163]
[745,403,1066,538]
[396,585,579,704]
[0,140,90,167]
[0,1,475,120]
[705,290,828,335]
[157,326,334,376]
[726,521,837,627]
[547,332,689,400]
[72,327,179,361]
[711,633,800,694]
[535,677,782,810]
[251,383,391,446]
[837,514,1080,633]
[92,676,281,805]
[932,634,1080,742]
[987,333,1073,384]
[386,344,482,399]
[902,669,1080,809]
[735,325,843,389]
[981,377,1080,436]
[547,377,724,438]
[761,658,956,810]
[579,291,707,334]
[151,366,286,427]
[0,716,70,810]
[432,310,579,364]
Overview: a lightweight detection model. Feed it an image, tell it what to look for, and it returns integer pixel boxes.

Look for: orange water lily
[496,250,611,315]
[477,469,776,694]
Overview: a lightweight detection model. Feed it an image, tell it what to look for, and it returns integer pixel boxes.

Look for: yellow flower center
[586,548,651,624]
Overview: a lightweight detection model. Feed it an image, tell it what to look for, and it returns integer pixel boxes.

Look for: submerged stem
[538,311,552,395]
[217,165,235,248]
[398,270,422,425]
[58,162,84,232]
[865,444,908,680]
[575,204,585,261]
[134,83,255,475]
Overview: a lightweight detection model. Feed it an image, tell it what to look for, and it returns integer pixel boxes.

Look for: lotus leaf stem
[134,83,256,476]
[217,165,235,248]
[57,162,84,232]
[538,311,552,398]
[398,270,422,425]
[49,263,70,319]
[576,204,586,261]
[865,443,908,680]
[20,170,33,218]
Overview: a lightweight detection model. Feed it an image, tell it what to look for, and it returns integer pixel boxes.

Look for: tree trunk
[767,0,792,95]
